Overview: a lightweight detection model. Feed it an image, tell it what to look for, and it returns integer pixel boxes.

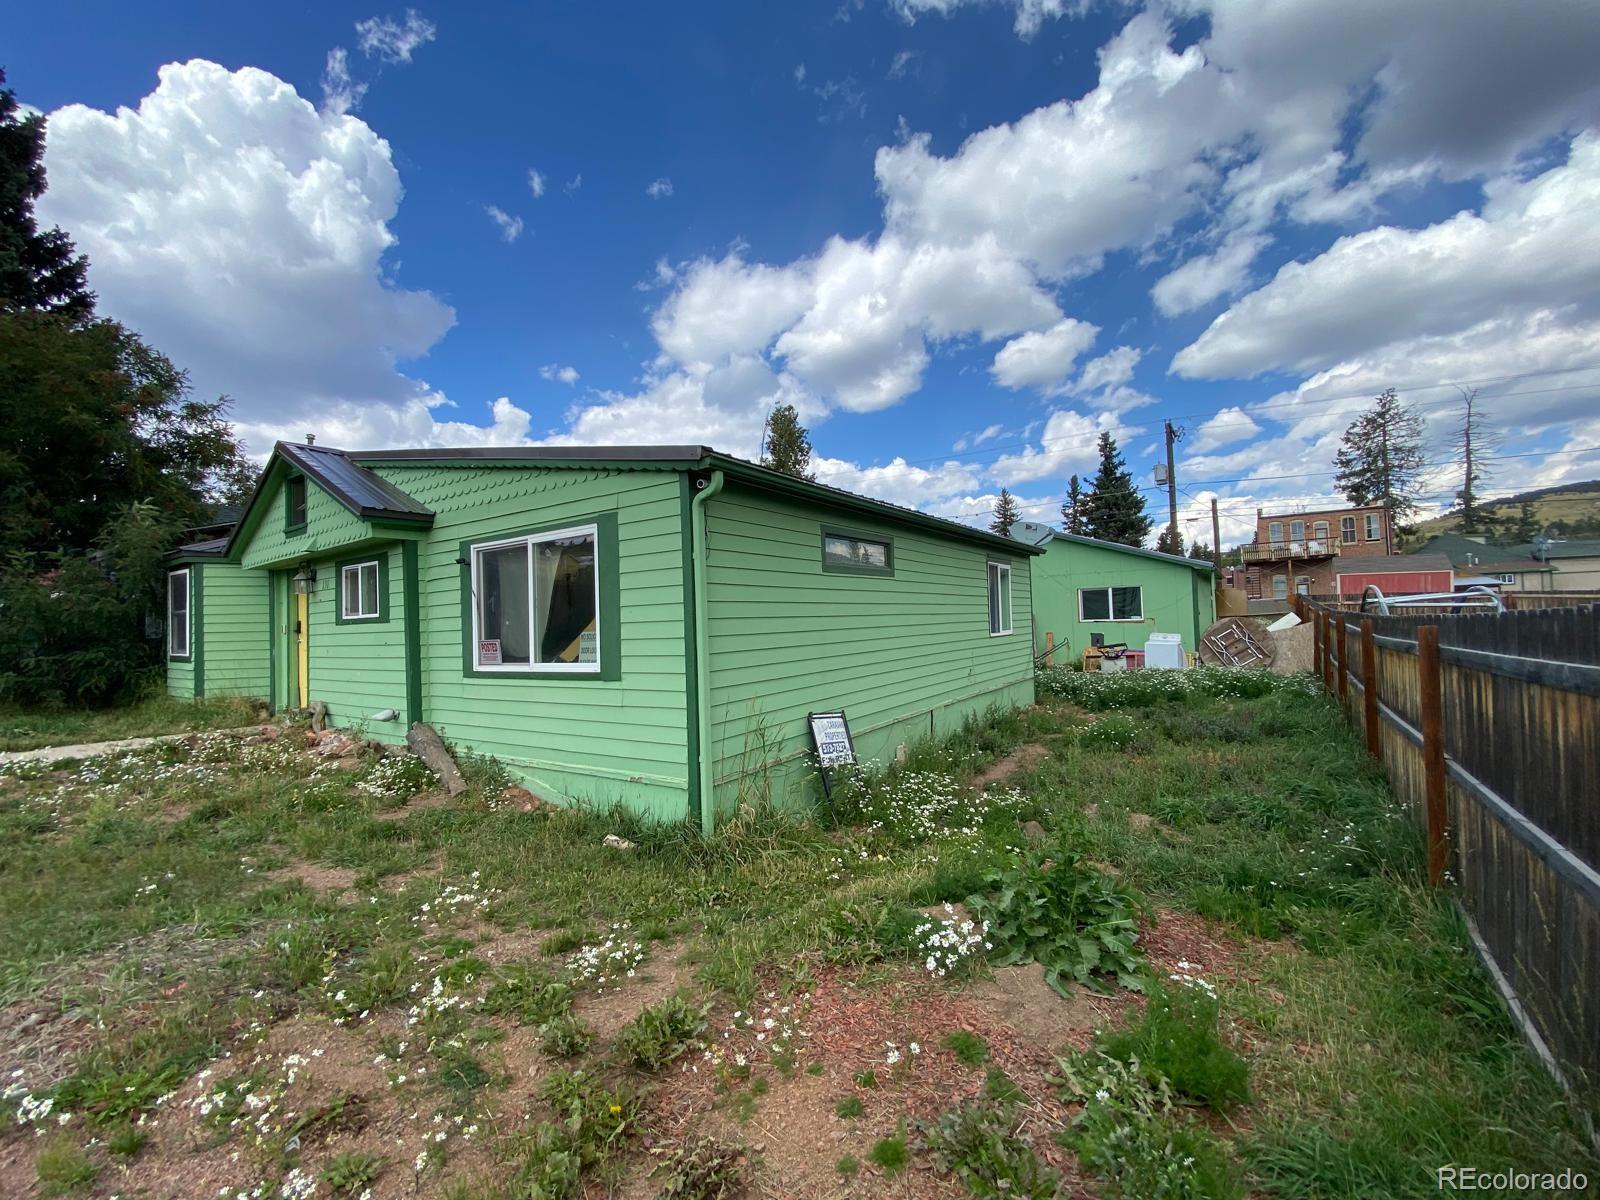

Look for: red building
[1234,504,1393,599]
[1335,554,1454,599]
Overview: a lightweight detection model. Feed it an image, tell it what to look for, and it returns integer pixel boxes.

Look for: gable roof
[1339,553,1454,573]
[223,442,435,560]
[1412,532,1600,564]
[1500,539,1600,561]
[347,445,1039,557]
[1007,522,1215,573]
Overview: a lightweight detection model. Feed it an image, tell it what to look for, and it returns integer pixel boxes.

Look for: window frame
[1290,519,1306,542]
[335,555,389,624]
[459,513,620,681]
[167,568,192,660]
[1340,516,1357,544]
[284,474,308,534]
[987,560,1014,636]
[1313,521,1329,542]
[1364,513,1382,541]
[1271,574,1289,600]
[819,525,895,577]
[1077,584,1145,623]
[1267,521,1283,545]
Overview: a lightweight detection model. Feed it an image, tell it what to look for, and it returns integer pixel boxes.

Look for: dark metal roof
[169,535,230,560]
[345,444,1038,556]
[347,445,713,464]
[277,442,435,523]
[1029,528,1217,574]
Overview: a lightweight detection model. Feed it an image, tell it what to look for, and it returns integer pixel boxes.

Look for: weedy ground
[0,692,262,752]
[0,674,1592,1200]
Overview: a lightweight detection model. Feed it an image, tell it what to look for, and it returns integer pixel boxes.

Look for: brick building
[1233,504,1392,599]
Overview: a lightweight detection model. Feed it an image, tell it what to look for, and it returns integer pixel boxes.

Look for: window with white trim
[1340,516,1357,544]
[168,569,191,658]
[1290,519,1305,542]
[1271,574,1288,600]
[1364,513,1382,541]
[471,524,599,671]
[1268,521,1283,544]
[1497,573,1516,584]
[341,560,382,620]
[987,561,1013,635]
[1078,585,1144,622]
[1313,521,1329,542]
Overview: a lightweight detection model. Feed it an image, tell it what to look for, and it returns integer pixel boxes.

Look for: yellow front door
[295,590,309,708]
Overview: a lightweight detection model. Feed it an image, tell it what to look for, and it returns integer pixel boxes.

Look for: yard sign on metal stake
[808,710,858,806]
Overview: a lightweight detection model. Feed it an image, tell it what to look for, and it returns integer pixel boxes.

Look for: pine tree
[1060,474,1088,534]
[762,401,815,480]
[1081,432,1152,546]
[1187,540,1214,561]
[1155,524,1183,555]
[990,488,1021,537]
[0,70,93,320]
[1453,386,1498,534]
[1507,500,1541,545]
[1332,388,1426,539]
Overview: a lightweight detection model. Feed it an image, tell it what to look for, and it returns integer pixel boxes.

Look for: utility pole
[1164,420,1183,544]
[1210,496,1221,569]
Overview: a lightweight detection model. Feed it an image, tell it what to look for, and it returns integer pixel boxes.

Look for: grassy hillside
[1406,479,1600,545]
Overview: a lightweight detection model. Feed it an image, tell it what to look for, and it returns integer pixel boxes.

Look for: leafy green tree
[1332,388,1426,536]
[0,503,182,705]
[762,401,815,480]
[1082,433,1152,547]
[0,69,92,320]
[1060,474,1088,534]
[991,488,1021,537]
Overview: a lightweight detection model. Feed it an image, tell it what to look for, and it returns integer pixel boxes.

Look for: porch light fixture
[291,565,318,595]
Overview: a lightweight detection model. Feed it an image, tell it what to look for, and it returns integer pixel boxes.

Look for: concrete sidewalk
[0,727,260,767]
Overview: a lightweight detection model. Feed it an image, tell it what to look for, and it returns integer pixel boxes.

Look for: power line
[897,363,1600,474]
[926,443,1600,522]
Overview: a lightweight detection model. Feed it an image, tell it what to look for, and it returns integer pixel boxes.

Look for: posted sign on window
[479,639,502,666]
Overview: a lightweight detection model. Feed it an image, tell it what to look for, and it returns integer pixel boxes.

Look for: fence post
[1044,631,1055,668]
[1336,612,1349,707]
[1360,617,1379,758]
[1312,608,1324,689]
[1322,610,1335,693]
[1418,624,1448,887]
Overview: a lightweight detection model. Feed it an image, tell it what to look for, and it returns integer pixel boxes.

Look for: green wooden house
[167,442,1040,829]
[1008,520,1216,664]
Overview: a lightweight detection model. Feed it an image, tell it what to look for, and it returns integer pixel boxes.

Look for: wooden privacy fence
[1297,596,1600,1107]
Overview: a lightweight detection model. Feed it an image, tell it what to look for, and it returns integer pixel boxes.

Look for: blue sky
[11,1,1600,544]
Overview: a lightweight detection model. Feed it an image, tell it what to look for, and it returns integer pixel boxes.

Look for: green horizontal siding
[703,485,1035,815]
[305,545,409,743]
[372,464,691,819]
[240,469,386,570]
[199,562,270,698]
[1029,538,1214,660]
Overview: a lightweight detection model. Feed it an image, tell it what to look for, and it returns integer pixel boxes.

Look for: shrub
[921,1099,1059,1199]
[867,1125,910,1175]
[320,1150,386,1194]
[617,995,708,1071]
[1098,983,1249,1110]
[539,1014,594,1058]
[1079,714,1144,751]
[967,852,1147,996]
[835,1094,864,1119]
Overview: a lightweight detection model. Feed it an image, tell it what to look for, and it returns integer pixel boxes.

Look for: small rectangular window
[1340,516,1357,544]
[1364,513,1381,540]
[340,560,382,620]
[168,569,191,658]
[1079,585,1143,621]
[1267,521,1283,545]
[1313,521,1329,542]
[1290,519,1305,542]
[1272,574,1288,600]
[285,475,307,531]
[472,525,599,671]
[987,561,1013,635]
[821,529,893,574]
[1498,573,1516,584]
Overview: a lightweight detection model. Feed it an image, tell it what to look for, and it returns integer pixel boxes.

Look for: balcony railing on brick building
[1240,539,1343,564]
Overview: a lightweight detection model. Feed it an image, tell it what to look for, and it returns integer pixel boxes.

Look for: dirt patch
[266,861,362,897]
[575,939,698,1040]
[959,963,1120,1055]
[972,743,1050,789]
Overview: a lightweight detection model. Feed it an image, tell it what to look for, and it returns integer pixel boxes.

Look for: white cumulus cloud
[355,9,438,63]
[485,205,524,243]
